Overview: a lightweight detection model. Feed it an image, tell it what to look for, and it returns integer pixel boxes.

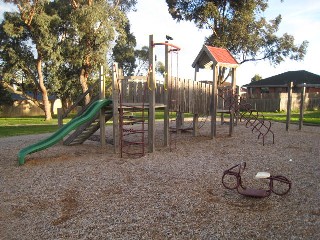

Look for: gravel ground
[0,120,319,239]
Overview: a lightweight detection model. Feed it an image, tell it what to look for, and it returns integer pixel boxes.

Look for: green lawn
[0,116,71,138]
[0,125,60,137]
[0,110,319,138]
[261,111,320,125]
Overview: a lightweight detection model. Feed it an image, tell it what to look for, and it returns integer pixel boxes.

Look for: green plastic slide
[18,99,112,165]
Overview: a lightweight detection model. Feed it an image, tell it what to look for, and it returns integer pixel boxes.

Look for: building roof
[192,45,239,69]
[243,70,320,87]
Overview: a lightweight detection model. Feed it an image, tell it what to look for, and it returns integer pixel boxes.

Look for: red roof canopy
[205,46,238,65]
[192,45,239,69]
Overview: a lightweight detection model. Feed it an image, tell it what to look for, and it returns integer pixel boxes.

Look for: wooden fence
[119,77,233,115]
[243,92,320,112]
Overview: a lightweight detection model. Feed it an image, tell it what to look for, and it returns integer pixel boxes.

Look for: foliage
[132,46,165,77]
[0,0,137,115]
[134,46,149,76]
[0,3,62,120]
[166,0,308,66]
[156,61,165,77]
[112,20,137,76]
[251,74,263,82]
[0,81,13,106]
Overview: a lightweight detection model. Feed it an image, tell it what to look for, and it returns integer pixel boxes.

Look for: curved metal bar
[152,41,181,51]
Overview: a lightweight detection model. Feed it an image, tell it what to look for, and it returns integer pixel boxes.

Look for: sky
[1,0,320,86]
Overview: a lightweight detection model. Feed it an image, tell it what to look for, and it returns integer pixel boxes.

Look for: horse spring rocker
[222,162,291,198]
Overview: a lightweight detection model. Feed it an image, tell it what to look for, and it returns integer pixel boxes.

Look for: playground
[1,35,319,238]
[1,120,319,239]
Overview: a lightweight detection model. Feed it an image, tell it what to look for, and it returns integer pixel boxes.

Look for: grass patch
[261,111,320,125]
[0,116,71,138]
[0,110,319,138]
[0,125,59,137]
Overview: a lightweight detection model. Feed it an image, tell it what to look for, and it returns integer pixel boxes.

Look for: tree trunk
[37,57,52,120]
[80,68,91,105]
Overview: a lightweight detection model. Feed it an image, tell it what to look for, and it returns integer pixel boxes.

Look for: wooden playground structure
[110,35,245,157]
[59,35,276,157]
[19,34,279,165]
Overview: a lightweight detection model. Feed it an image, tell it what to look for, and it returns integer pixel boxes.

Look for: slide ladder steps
[64,109,112,146]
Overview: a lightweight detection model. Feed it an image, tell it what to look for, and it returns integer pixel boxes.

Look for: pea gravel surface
[0,120,319,239]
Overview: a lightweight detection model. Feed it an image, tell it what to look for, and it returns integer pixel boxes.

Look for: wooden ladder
[64,109,113,146]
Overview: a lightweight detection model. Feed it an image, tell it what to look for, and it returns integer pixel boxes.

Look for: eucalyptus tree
[1,1,62,120]
[166,0,308,84]
[1,0,137,119]
[61,0,137,105]
[112,20,136,76]
[133,46,149,76]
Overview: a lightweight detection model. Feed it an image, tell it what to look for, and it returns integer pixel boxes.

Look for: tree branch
[1,81,42,108]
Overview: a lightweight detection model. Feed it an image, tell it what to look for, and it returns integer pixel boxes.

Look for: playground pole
[148,35,156,152]
[112,62,120,153]
[164,42,170,146]
[286,81,293,131]
[229,67,237,136]
[299,83,306,130]
[99,65,106,146]
[211,65,218,138]
[193,66,199,136]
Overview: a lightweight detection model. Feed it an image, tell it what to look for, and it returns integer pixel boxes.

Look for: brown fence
[243,92,320,112]
[119,77,233,115]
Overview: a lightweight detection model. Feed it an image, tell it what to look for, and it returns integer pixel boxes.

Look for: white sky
[1,0,319,86]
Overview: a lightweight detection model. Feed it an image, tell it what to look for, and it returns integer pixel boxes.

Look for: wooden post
[193,113,199,136]
[299,83,306,130]
[164,42,170,146]
[148,35,156,152]
[235,85,240,126]
[191,72,199,136]
[176,112,183,133]
[211,65,218,138]
[112,62,120,153]
[57,108,63,128]
[194,65,199,82]
[99,65,106,146]
[229,68,237,136]
[286,81,293,131]
[57,108,63,144]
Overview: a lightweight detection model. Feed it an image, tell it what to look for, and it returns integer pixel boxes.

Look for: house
[243,70,320,95]
[0,91,62,117]
[242,70,320,111]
